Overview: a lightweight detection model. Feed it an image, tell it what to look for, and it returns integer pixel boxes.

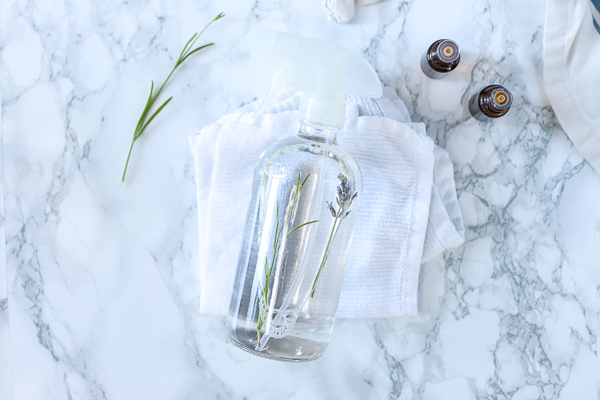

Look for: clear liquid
[227,130,362,362]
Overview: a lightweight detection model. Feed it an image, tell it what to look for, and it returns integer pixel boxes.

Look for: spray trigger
[252,67,286,119]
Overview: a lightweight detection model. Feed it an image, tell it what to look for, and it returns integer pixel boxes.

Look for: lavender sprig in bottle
[311,173,358,298]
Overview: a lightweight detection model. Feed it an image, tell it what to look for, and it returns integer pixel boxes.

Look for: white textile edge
[543,0,600,173]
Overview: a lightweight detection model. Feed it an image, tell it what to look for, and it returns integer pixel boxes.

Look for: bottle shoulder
[258,136,360,171]
[255,136,362,192]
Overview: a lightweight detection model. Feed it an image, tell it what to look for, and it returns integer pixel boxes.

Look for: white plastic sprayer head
[253,29,383,128]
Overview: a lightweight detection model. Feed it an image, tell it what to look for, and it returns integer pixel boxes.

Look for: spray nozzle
[252,29,382,128]
[252,66,286,118]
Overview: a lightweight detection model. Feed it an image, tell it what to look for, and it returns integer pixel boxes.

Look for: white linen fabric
[544,0,600,173]
[325,0,382,23]
[189,87,464,318]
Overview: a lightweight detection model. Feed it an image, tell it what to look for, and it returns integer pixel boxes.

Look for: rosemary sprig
[257,173,318,348]
[121,12,225,184]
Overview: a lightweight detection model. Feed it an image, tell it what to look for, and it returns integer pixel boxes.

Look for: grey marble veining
[0,24,11,396]
[1,0,599,399]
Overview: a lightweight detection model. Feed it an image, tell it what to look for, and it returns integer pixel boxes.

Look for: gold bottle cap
[437,40,460,63]
[488,87,512,111]
[477,85,513,118]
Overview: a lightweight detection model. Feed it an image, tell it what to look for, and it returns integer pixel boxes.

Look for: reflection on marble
[1,0,598,399]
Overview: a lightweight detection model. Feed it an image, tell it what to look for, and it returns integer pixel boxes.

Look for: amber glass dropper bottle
[421,39,461,79]
[468,85,513,121]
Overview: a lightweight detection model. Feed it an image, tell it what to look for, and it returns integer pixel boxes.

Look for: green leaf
[133,81,155,135]
[285,220,318,239]
[300,173,311,189]
[274,200,280,239]
[180,43,214,64]
[180,32,199,57]
[137,96,173,138]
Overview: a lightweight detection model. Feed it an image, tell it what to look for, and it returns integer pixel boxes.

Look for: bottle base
[227,330,326,363]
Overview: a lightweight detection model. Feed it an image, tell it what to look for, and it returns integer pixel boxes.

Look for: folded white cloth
[189,87,464,318]
[544,0,600,173]
[325,0,382,23]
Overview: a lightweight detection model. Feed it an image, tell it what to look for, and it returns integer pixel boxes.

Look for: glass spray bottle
[227,30,382,362]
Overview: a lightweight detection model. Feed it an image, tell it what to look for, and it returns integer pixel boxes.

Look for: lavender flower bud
[326,201,336,217]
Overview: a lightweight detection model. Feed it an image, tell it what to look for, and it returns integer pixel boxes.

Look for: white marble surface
[1,0,599,399]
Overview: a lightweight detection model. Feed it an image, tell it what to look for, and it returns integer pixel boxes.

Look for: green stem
[154,65,177,101]
[311,217,341,298]
[121,13,224,185]
[256,174,317,348]
[121,140,136,185]
[257,325,261,347]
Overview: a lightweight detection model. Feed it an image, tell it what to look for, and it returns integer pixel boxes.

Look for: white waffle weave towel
[189,87,464,318]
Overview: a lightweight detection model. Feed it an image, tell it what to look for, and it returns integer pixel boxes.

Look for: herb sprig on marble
[121,12,225,184]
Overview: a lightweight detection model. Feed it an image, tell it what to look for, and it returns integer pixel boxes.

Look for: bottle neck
[297,122,339,144]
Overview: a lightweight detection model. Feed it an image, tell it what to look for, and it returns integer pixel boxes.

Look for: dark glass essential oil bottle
[420,39,461,79]
[468,85,513,121]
